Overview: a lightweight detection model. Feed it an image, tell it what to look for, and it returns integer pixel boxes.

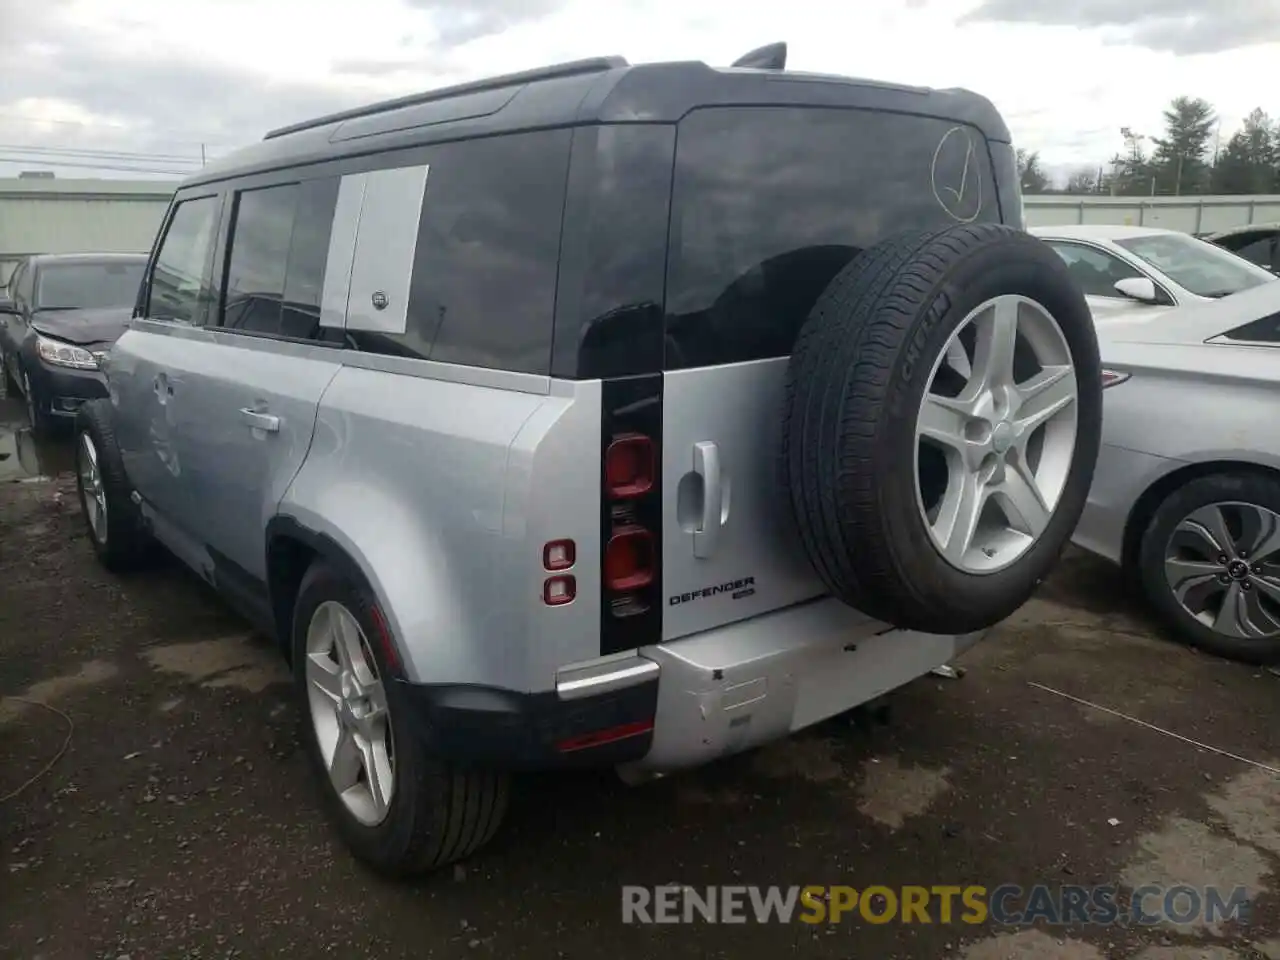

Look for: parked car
[1072,281,1280,665]
[72,44,1102,876]
[1029,225,1277,324]
[1206,222,1280,276]
[0,252,147,436]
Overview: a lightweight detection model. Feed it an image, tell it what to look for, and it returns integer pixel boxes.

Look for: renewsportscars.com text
[621,884,1251,926]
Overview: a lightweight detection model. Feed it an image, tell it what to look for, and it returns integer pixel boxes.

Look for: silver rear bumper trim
[555,656,660,701]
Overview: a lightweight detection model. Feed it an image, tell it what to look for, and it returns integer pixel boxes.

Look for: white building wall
[0,178,174,258]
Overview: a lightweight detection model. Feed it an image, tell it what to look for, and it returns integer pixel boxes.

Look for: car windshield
[1114,233,1276,298]
[35,261,145,310]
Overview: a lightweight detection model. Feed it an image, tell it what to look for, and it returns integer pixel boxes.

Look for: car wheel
[292,560,510,877]
[74,399,154,572]
[1138,472,1280,665]
[782,223,1102,634]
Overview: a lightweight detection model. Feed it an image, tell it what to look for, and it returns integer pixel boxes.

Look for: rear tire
[292,561,510,877]
[74,399,154,572]
[782,224,1102,634]
[1138,472,1280,665]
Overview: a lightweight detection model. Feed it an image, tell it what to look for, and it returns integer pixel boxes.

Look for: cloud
[405,0,565,46]
[960,0,1280,54]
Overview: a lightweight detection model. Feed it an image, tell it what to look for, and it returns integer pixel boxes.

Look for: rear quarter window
[665,106,1001,369]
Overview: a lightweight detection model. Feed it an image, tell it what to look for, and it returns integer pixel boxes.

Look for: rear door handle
[239,407,280,433]
[693,440,723,558]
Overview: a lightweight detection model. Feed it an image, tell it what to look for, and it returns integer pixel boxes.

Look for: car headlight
[36,333,99,370]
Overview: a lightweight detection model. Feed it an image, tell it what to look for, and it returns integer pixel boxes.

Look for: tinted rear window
[665,106,1000,369]
[36,261,145,310]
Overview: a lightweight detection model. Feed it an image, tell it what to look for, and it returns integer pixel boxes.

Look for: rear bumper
[399,598,986,773]
[1070,442,1176,565]
[624,598,984,773]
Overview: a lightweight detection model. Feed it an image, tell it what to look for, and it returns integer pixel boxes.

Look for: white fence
[1023,194,1280,235]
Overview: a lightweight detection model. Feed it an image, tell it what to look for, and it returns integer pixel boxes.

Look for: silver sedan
[1071,280,1280,664]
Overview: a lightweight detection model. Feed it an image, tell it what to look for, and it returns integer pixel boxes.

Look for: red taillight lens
[605,433,654,499]
[604,525,654,591]
[543,575,576,606]
[543,539,576,571]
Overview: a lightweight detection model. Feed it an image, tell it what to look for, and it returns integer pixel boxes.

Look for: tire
[1138,472,1280,665]
[74,399,155,572]
[292,560,510,878]
[782,223,1102,634]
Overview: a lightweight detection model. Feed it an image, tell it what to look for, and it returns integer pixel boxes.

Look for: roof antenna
[731,42,787,70]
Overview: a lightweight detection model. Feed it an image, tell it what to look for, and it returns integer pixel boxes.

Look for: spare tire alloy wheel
[304,600,395,827]
[783,224,1101,634]
[917,295,1078,573]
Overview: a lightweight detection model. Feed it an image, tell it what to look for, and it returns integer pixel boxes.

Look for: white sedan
[1029,224,1277,324]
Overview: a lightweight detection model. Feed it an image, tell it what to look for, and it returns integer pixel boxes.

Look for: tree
[1016,148,1051,194]
[1149,96,1216,195]
[1064,167,1101,195]
[1108,127,1153,196]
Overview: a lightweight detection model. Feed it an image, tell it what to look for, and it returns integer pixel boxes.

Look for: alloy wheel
[77,432,108,545]
[1164,501,1280,640]
[915,294,1080,574]
[304,600,395,826]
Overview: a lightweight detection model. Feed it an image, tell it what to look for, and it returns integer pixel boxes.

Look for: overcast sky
[2,0,1278,184]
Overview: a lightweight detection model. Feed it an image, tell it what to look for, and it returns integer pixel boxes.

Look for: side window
[220,178,340,340]
[147,196,220,324]
[223,184,296,335]
[665,106,1000,369]
[346,128,572,375]
[1045,241,1144,299]
[1221,311,1280,344]
[7,262,26,304]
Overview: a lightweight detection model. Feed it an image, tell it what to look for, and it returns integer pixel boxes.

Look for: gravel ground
[1,398,1278,960]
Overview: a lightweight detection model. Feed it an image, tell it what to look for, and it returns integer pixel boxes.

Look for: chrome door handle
[693,440,722,558]
[239,407,280,433]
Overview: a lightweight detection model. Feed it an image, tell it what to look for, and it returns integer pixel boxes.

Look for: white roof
[1028,223,1176,241]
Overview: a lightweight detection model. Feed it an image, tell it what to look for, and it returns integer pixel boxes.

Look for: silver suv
[74,43,1101,877]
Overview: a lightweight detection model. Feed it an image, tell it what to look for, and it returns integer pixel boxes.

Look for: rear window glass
[666,106,1001,369]
[36,261,145,310]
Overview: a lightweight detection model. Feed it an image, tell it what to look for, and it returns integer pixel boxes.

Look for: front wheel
[74,400,154,572]
[1138,472,1280,665]
[292,561,510,877]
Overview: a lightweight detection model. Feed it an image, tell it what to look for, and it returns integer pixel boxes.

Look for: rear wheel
[293,561,510,877]
[1138,472,1280,665]
[782,223,1102,634]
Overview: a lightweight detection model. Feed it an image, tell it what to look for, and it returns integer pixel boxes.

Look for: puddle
[1119,815,1272,936]
[0,397,74,482]
[142,635,290,692]
[957,930,1102,959]
[855,756,951,831]
[0,659,120,726]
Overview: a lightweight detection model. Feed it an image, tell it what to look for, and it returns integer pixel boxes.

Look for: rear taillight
[1101,369,1130,389]
[605,525,655,591]
[603,429,660,622]
[599,377,664,655]
[605,433,654,498]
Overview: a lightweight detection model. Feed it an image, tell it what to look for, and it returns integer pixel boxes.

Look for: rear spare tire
[782,223,1101,634]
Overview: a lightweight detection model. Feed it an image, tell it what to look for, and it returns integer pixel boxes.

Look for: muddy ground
[1,395,1278,960]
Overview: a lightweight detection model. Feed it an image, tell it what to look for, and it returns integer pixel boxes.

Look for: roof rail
[264,55,629,141]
